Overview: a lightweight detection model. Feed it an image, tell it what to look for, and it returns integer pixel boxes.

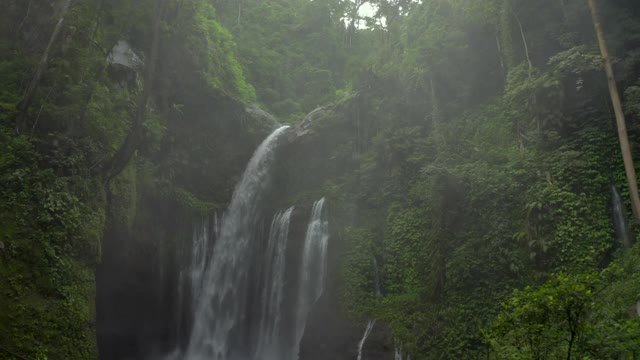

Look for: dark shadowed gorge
[2,0,640,359]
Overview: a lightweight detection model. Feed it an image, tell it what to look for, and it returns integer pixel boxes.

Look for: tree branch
[15,0,72,134]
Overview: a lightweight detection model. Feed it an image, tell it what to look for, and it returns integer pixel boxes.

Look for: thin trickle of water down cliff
[167,126,330,360]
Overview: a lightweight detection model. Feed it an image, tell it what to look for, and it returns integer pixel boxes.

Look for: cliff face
[94,89,363,360]
[96,98,274,359]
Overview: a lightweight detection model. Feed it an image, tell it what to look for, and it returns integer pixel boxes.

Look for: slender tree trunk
[513,11,532,77]
[103,0,165,182]
[16,0,72,133]
[495,34,505,71]
[499,0,516,69]
[495,31,506,84]
[565,306,577,360]
[589,0,640,221]
[78,0,109,128]
[559,0,568,20]
[566,329,574,360]
[347,0,364,48]
[17,0,32,34]
[348,18,356,48]
[430,77,446,151]
[430,77,438,124]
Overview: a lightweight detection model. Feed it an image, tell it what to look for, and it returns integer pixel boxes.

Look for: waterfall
[190,220,211,309]
[293,198,330,359]
[394,347,410,360]
[354,256,383,360]
[165,126,331,360]
[183,126,290,360]
[255,207,294,359]
[175,218,214,349]
[611,183,630,248]
[356,320,376,360]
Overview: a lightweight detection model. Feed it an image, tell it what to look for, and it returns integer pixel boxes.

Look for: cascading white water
[172,216,216,358]
[355,257,383,360]
[292,198,330,359]
[190,220,211,309]
[255,207,294,359]
[395,347,402,360]
[167,126,330,360]
[611,183,630,248]
[183,126,290,360]
[394,346,410,360]
[356,320,376,360]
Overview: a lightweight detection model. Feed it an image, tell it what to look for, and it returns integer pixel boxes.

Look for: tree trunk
[430,76,446,151]
[347,0,364,48]
[348,17,356,48]
[103,0,165,182]
[495,31,506,83]
[17,0,33,34]
[513,11,532,77]
[559,0,568,20]
[16,0,72,133]
[589,0,640,221]
[499,0,516,69]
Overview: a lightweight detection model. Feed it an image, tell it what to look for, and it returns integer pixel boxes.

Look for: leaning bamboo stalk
[588,0,640,221]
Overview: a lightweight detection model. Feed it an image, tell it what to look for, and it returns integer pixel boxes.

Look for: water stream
[293,199,330,359]
[355,257,383,360]
[611,183,630,249]
[356,320,376,360]
[167,127,330,360]
[254,207,294,359]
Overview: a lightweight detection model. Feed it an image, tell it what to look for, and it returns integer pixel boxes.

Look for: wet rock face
[286,106,329,144]
[96,101,275,360]
[283,100,367,360]
[299,292,395,360]
[360,323,395,360]
[287,96,397,360]
[97,193,190,360]
[298,289,360,360]
[97,96,381,360]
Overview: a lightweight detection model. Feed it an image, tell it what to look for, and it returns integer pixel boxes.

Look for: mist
[1,0,640,359]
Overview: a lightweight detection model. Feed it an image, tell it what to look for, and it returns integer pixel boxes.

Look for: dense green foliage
[213,0,350,120]
[488,254,640,359]
[2,0,640,358]
[272,0,640,358]
[0,0,263,358]
[0,129,102,359]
